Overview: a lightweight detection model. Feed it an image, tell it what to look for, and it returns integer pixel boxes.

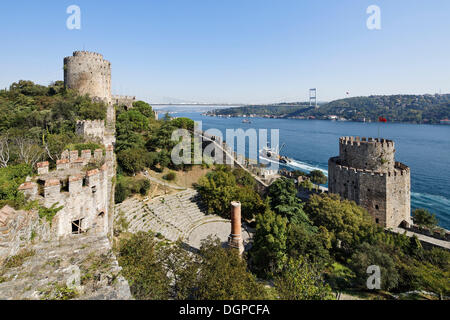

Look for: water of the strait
[171,112,450,229]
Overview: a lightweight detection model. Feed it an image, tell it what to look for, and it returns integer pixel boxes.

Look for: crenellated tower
[328,137,411,228]
[18,147,116,238]
[64,51,112,105]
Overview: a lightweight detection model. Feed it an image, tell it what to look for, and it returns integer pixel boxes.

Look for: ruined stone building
[18,147,116,238]
[328,137,411,228]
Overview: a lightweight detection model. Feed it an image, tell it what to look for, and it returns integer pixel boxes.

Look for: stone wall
[111,95,136,109]
[76,120,105,143]
[0,206,51,260]
[18,147,115,238]
[328,137,411,228]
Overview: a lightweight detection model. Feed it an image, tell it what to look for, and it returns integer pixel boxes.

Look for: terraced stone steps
[114,189,225,242]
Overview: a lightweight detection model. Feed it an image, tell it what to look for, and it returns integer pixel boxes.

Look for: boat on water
[242,119,252,124]
[259,144,292,164]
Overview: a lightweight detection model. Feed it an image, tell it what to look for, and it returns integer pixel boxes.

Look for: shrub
[274,256,334,300]
[2,249,35,269]
[163,171,176,181]
[412,208,438,229]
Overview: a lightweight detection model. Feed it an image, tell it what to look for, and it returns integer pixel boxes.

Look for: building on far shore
[328,137,411,229]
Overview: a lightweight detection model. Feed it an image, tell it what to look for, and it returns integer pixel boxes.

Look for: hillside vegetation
[208,94,450,123]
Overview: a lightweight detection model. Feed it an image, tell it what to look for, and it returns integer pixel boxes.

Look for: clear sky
[0,0,449,104]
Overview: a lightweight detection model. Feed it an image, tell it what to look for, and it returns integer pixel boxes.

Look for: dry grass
[1,248,35,270]
[143,165,214,189]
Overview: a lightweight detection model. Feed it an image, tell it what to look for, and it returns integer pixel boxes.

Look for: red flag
[378,116,387,123]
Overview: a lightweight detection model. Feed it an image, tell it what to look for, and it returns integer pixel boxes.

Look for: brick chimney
[228,201,244,254]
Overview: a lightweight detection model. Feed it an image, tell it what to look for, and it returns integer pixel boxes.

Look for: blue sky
[0,0,449,104]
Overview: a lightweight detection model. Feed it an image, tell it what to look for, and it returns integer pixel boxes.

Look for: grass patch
[80,253,114,285]
[2,249,35,269]
[39,283,79,300]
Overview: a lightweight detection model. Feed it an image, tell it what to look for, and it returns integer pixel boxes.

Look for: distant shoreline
[198,113,450,126]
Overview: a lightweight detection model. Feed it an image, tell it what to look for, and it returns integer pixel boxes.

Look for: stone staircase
[115,189,224,242]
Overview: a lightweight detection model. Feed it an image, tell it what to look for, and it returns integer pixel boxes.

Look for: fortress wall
[112,95,136,109]
[386,164,411,227]
[45,168,109,237]
[339,137,395,172]
[329,157,389,226]
[329,137,411,228]
[358,170,388,226]
[19,147,115,238]
[76,120,105,143]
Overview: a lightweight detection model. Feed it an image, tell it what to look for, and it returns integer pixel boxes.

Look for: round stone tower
[64,51,111,104]
[338,137,395,172]
[328,137,411,228]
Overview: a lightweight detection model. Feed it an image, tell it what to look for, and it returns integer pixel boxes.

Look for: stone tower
[64,51,117,145]
[328,137,411,228]
[64,51,112,104]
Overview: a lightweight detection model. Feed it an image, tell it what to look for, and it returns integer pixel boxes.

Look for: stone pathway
[389,227,450,250]
[142,171,187,190]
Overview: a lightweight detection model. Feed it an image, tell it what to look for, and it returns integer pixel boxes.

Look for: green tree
[274,256,334,300]
[412,208,438,229]
[195,237,267,300]
[160,240,199,300]
[118,232,170,300]
[308,170,327,185]
[196,168,237,217]
[251,208,288,278]
[349,242,400,291]
[305,194,374,251]
[287,224,331,267]
[299,179,314,191]
[267,177,312,227]
[132,101,155,119]
[116,109,149,136]
[117,148,147,174]
[171,117,194,131]
[196,166,264,220]
[77,101,107,120]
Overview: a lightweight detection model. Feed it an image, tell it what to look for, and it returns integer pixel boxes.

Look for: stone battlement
[329,157,410,177]
[73,51,104,58]
[329,137,411,229]
[18,152,113,237]
[339,136,394,148]
[338,136,396,172]
[35,148,110,174]
[111,95,136,100]
[64,56,111,68]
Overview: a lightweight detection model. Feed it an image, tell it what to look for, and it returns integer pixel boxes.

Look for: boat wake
[411,192,450,229]
[287,159,328,176]
[259,156,327,175]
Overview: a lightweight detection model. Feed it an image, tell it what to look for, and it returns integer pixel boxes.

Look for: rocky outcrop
[0,234,131,300]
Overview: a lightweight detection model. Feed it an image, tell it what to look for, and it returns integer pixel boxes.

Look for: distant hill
[207,94,450,123]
